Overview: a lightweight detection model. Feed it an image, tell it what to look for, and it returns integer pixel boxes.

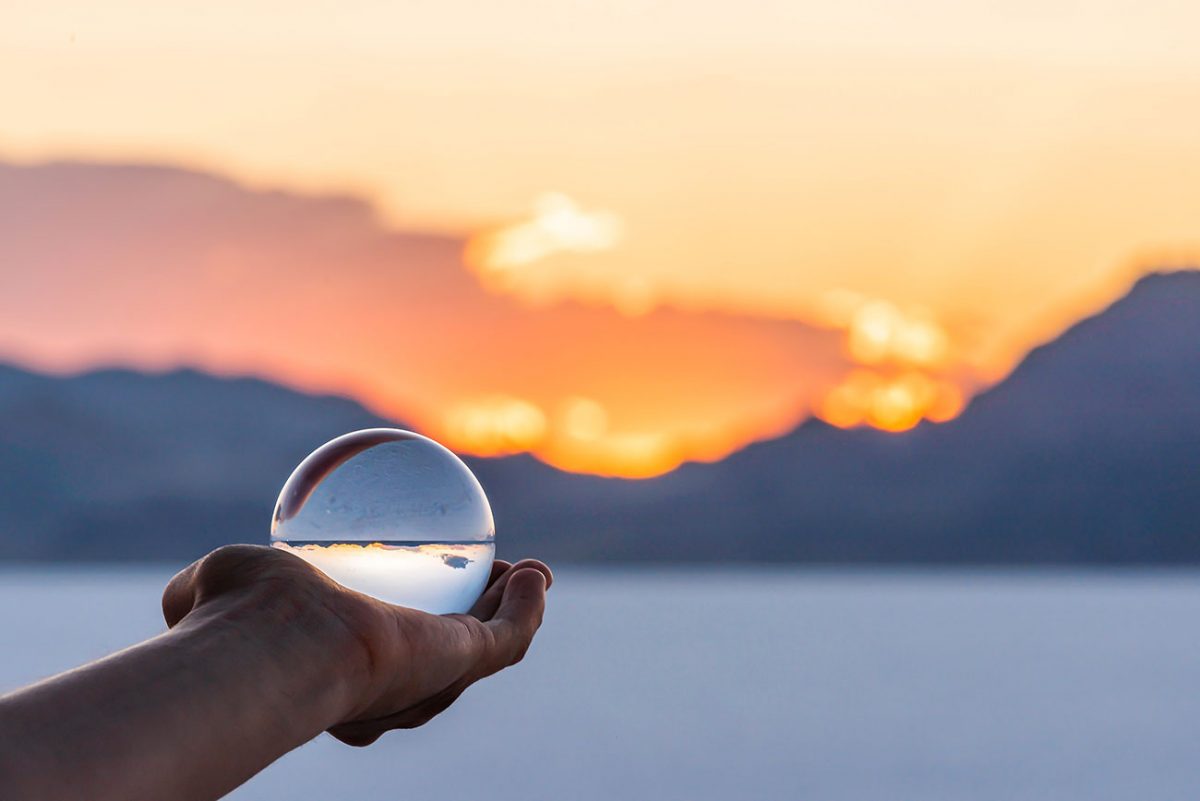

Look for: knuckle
[192,544,281,599]
[459,616,491,651]
[197,544,258,577]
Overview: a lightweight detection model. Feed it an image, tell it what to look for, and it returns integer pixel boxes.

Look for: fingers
[487,559,512,586]
[469,559,553,621]
[463,560,510,619]
[483,567,547,669]
[327,559,552,745]
[332,571,547,743]
[466,562,508,619]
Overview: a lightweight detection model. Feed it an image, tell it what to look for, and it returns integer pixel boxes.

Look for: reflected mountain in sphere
[271,429,495,613]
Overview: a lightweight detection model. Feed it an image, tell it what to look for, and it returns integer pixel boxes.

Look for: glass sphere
[270,428,495,614]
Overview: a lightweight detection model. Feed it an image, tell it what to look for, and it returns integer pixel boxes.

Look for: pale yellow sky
[3,0,1200,394]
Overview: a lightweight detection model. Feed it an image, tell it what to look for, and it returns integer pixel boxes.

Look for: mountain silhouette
[1,271,1197,563]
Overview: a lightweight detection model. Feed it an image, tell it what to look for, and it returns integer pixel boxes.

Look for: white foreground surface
[1,567,1198,800]
[273,542,494,614]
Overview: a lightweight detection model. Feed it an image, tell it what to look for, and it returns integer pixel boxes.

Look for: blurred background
[2,2,1199,798]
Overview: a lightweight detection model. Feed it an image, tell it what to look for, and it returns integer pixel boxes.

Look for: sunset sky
[2,1,1199,476]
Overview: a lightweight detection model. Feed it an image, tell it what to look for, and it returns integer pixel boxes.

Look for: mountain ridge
[1,270,1197,563]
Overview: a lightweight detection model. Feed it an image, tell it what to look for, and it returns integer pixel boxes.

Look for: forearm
[0,586,370,801]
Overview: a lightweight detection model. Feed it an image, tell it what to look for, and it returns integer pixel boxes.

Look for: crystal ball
[270,428,495,614]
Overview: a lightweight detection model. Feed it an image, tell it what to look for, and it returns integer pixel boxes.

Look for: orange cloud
[0,161,867,477]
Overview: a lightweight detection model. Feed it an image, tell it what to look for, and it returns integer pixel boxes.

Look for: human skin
[0,544,552,801]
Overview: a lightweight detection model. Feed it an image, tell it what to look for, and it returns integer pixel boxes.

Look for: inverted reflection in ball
[270,428,495,614]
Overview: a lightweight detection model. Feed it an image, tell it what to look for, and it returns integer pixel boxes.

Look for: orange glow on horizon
[0,158,1176,478]
[818,371,966,433]
[431,389,800,478]
[442,395,548,457]
[463,197,977,457]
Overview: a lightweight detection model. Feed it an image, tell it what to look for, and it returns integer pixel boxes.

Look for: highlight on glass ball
[270,428,495,614]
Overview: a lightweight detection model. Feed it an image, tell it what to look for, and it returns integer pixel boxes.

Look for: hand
[162,544,551,746]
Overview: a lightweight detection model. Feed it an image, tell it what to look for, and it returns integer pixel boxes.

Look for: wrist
[182,577,376,730]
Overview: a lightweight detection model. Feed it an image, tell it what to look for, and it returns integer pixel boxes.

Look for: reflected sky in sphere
[270,429,495,614]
